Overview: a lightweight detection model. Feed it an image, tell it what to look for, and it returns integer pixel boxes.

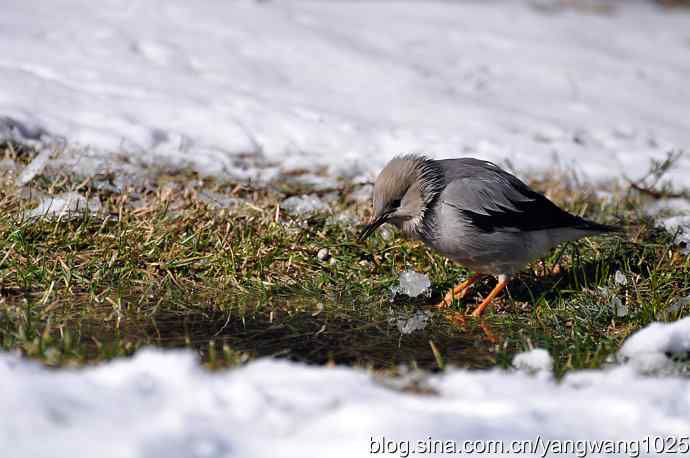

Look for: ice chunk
[610,296,629,318]
[197,190,245,210]
[513,349,553,375]
[281,195,329,216]
[91,175,129,194]
[390,270,431,299]
[392,310,432,335]
[25,192,101,220]
[599,286,629,318]
[290,173,339,191]
[17,147,52,185]
[614,270,627,285]
[668,296,690,315]
[659,215,690,254]
[658,295,690,320]
[350,184,373,203]
[0,159,17,175]
[597,286,610,296]
[644,198,690,217]
[594,190,614,203]
[618,317,690,373]
[325,210,358,227]
[379,226,394,241]
[321,191,340,204]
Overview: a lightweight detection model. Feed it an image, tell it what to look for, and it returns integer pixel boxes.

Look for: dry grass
[0,142,688,377]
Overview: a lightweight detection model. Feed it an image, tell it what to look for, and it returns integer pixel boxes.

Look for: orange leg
[470,278,509,317]
[434,273,483,309]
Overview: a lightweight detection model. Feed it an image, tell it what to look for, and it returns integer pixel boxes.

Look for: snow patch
[513,348,553,375]
[614,270,627,286]
[660,215,690,255]
[610,296,629,318]
[280,194,329,216]
[25,192,102,220]
[196,190,245,210]
[349,185,373,204]
[17,147,52,186]
[667,296,690,316]
[618,317,690,373]
[2,2,690,182]
[4,341,690,457]
[2,318,690,455]
[326,210,358,227]
[644,198,690,217]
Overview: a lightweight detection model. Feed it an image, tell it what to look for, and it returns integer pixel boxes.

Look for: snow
[3,320,690,458]
[660,215,690,255]
[512,348,553,375]
[25,191,102,220]
[668,296,690,315]
[280,194,329,216]
[390,270,432,299]
[614,270,627,286]
[196,190,245,210]
[619,317,690,373]
[610,295,630,318]
[16,146,52,185]
[1,1,690,183]
[645,197,690,217]
[326,210,358,227]
[349,184,374,203]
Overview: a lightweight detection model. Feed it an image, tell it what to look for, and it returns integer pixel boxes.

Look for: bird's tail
[574,217,623,234]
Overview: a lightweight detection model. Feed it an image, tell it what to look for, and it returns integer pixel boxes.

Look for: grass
[0,142,688,377]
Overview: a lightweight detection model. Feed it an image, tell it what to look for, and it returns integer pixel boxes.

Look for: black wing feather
[458,190,582,233]
[437,158,614,234]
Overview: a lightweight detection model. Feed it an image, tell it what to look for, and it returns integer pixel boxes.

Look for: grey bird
[359,155,620,317]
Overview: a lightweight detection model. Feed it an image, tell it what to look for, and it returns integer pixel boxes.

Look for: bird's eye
[390,198,401,209]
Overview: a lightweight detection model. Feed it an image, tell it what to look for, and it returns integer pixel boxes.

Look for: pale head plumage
[359,154,444,240]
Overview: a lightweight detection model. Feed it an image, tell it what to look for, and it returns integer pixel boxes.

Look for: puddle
[3,289,497,371]
[126,301,495,370]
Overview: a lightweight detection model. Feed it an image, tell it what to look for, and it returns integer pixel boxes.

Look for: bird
[359,155,620,317]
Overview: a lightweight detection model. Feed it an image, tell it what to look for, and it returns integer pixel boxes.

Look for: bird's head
[359,155,444,241]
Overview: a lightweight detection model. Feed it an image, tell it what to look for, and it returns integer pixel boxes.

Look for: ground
[1,141,688,378]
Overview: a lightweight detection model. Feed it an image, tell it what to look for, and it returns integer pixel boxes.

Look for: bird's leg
[435,273,482,308]
[450,273,482,298]
[470,276,509,317]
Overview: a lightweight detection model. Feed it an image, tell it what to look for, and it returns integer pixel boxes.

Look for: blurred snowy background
[1,0,689,184]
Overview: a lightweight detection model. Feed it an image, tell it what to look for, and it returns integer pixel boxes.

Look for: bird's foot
[469,277,509,317]
[434,291,463,309]
[433,273,482,309]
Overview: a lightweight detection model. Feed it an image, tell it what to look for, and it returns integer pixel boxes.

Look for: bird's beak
[358,213,388,241]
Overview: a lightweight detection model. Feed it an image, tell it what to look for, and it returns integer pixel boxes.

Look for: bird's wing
[438,159,583,233]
